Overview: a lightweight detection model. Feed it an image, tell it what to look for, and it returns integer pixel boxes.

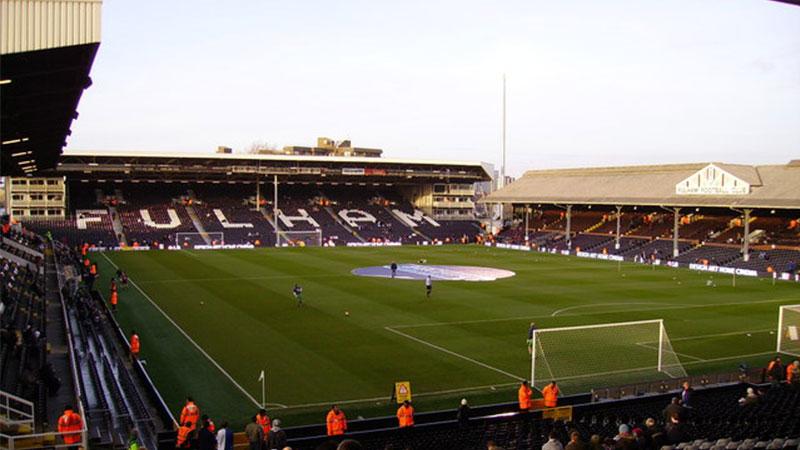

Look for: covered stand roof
[1,0,102,176]
[484,161,800,210]
[55,150,493,184]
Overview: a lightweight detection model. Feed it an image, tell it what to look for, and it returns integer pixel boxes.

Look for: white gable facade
[675,164,750,196]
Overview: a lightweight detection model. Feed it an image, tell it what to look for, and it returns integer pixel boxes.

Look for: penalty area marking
[389,296,800,330]
[549,302,688,317]
[99,253,273,408]
[384,326,525,382]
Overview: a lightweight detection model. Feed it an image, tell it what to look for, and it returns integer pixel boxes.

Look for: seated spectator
[565,431,586,450]
[738,387,759,406]
[542,431,564,450]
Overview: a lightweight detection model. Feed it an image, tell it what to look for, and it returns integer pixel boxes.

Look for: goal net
[276,230,323,247]
[175,232,224,248]
[531,319,687,393]
[777,305,800,358]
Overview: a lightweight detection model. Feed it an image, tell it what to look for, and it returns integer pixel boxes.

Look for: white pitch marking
[100,252,263,408]
[390,296,800,329]
[550,302,689,317]
[384,326,525,381]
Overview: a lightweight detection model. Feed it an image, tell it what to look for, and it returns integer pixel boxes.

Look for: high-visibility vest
[84,259,90,267]
[255,413,271,437]
[542,384,559,408]
[130,334,140,355]
[180,403,200,431]
[518,386,533,410]
[57,410,83,444]
[111,292,118,306]
[176,425,192,447]
[90,264,97,275]
[396,405,414,427]
[326,410,347,435]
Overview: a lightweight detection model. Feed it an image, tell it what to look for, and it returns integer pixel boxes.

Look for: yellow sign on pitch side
[395,381,412,403]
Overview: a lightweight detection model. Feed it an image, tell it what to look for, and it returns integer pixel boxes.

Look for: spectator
[680,381,693,407]
[662,397,683,423]
[665,412,687,444]
[198,420,216,450]
[643,418,664,450]
[739,387,760,406]
[588,435,603,450]
[256,409,272,440]
[216,421,233,450]
[245,415,264,450]
[767,356,784,385]
[457,398,470,428]
[565,431,585,450]
[267,419,287,450]
[615,424,638,450]
[542,431,564,450]
[336,440,362,450]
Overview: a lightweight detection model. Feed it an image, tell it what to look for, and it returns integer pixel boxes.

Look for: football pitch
[92,245,799,427]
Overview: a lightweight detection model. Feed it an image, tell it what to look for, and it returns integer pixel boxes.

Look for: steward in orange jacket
[542,381,560,408]
[256,409,271,438]
[130,331,140,359]
[180,398,200,431]
[176,421,193,448]
[57,405,83,445]
[518,381,533,410]
[110,291,118,311]
[396,401,415,427]
[326,405,347,436]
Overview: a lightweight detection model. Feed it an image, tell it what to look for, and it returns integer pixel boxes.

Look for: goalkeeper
[527,322,537,354]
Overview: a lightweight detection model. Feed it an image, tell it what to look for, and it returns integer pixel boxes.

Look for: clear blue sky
[66,0,800,176]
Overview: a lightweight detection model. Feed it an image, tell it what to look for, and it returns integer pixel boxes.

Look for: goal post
[531,319,687,393]
[276,229,323,247]
[777,305,800,357]
[175,232,224,248]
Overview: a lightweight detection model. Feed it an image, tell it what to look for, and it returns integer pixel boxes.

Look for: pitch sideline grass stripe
[100,252,263,408]
[266,381,521,412]
[137,273,344,284]
[390,296,800,329]
[384,326,525,382]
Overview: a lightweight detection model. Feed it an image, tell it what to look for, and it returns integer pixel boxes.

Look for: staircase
[324,206,366,243]
[386,207,432,242]
[183,206,211,245]
[107,206,127,246]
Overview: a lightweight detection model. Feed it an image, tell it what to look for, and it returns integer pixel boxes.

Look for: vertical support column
[615,206,622,250]
[565,205,573,250]
[273,175,279,246]
[742,209,751,262]
[524,204,530,244]
[255,175,261,212]
[673,207,681,258]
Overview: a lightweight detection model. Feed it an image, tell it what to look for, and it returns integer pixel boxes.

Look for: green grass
[90,245,799,429]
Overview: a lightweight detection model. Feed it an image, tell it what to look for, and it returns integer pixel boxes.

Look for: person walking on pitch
[425,275,432,298]
[292,284,303,307]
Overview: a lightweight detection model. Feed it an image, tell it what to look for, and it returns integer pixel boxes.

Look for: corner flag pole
[259,370,265,408]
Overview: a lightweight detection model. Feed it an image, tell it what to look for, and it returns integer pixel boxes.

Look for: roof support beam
[565,205,572,250]
[615,206,622,250]
[742,209,751,262]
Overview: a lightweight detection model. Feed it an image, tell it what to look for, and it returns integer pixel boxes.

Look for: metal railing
[0,391,35,429]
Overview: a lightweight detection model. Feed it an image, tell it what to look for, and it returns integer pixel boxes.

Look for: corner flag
[258,370,265,382]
